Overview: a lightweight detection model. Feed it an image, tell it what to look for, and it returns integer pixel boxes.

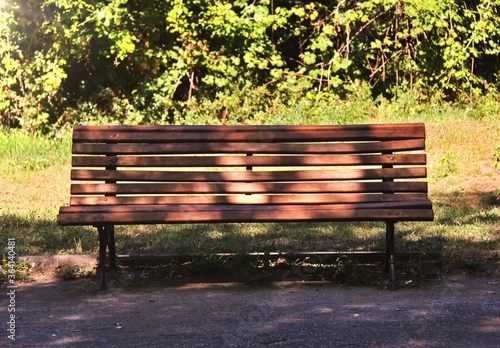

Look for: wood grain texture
[57,124,433,226]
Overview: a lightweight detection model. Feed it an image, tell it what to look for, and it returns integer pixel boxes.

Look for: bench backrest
[61,123,433,224]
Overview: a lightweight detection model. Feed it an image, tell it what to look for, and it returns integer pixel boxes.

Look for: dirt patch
[2,260,499,347]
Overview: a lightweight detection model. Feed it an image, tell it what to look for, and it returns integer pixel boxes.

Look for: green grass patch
[1,109,499,280]
[0,129,71,173]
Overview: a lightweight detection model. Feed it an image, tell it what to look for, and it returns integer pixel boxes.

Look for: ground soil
[1,262,499,348]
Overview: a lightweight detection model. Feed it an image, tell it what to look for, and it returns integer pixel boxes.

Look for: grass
[1,111,499,283]
[0,129,71,173]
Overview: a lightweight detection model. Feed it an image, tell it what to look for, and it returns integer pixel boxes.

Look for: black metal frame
[96,224,117,291]
[385,221,398,290]
[93,222,399,291]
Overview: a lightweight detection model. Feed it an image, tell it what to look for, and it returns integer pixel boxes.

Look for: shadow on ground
[1,189,499,256]
[1,269,499,347]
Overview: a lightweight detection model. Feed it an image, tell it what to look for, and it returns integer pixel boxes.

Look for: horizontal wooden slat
[69,193,431,206]
[70,182,428,195]
[72,154,426,168]
[59,201,433,214]
[72,130,420,143]
[72,124,425,143]
[73,123,425,134]
[56,208,434,225]
[72,139,425,155]
[71,167,427,182]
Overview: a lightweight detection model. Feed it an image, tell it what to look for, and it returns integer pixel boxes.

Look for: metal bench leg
[96,225,109,291]
[107,225,117,270]
[386,222,398,290]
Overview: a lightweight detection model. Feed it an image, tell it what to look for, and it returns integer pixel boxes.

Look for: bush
[1,1,499,132]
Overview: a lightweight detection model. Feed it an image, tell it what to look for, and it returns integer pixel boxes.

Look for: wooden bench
[57,123,434,290]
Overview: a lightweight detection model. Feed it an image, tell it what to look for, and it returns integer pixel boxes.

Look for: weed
[459,258,488,273]
[401,259,441,284]
[0,256,33,283]
[148,262,183,279]
[113,268,148,287]
[328,255,380,285]
[437,152,458,178]
[55,265,95,280]
[493,146,500,171]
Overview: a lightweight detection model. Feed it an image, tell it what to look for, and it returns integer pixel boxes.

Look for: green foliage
[1,1,499,132]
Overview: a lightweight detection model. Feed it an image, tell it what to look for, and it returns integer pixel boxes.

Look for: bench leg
[107,225,117,270]
[386,222,398,290]
[96,225,110,291]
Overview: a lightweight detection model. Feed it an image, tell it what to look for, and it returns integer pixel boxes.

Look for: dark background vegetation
[1,0,499,133]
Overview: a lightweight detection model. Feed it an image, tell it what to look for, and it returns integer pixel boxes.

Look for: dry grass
[1,118,499,272]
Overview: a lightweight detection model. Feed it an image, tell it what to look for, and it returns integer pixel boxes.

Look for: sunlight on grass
[0,129,71,173]
[0,115,499,267]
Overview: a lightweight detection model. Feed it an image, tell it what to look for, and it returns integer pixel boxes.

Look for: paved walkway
[1,272,499,347]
